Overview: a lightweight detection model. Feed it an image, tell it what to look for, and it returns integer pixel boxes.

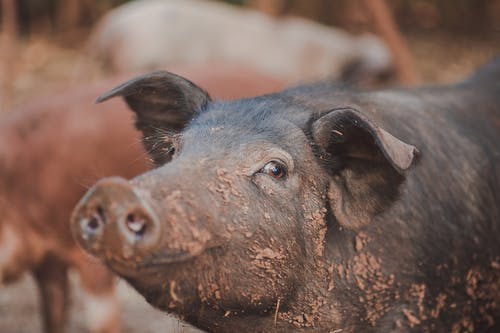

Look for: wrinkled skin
[0,66,284,333]
[72,59,500,332]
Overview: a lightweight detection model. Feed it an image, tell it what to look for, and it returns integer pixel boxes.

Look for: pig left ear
[96,71,211,165]
[312,108,419,230]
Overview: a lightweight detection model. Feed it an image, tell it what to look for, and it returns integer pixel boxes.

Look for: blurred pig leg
[33,255,69,333]
[0,224,22,284]
[75,255,121,333]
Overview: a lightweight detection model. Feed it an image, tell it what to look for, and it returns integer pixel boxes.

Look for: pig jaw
[121,248,342,333]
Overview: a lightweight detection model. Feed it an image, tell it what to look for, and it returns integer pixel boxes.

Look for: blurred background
[0,0,499,110]
[0,0,499,332]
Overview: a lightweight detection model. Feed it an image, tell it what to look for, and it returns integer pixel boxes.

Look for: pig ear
[96,71,211,165]
[312,108,419,230]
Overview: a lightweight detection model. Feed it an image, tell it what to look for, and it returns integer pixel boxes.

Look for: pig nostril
[125,213,147,236]
[87,205,105,231]
[80,208,105,240]
[87,216,100,230]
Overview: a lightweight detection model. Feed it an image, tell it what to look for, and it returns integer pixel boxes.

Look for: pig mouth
[138,249,202,267]
[105,242,215,274]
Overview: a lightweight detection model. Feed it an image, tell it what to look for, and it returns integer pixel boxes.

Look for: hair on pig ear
[97,71,212,165]
[312,108,419,230]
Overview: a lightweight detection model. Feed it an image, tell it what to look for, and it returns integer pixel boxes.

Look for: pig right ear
[312,108,418,230]
[96,71,211,165]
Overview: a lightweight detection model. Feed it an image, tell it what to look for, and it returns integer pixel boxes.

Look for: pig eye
[259,160,287,179]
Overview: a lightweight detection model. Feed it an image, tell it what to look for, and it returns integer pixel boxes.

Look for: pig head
[71,71,425,332]
[0,65,285,333]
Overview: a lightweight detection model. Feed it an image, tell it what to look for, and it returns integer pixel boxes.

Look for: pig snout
[71,177,161,259]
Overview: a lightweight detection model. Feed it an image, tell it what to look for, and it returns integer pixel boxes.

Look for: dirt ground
[0,273,201,333]
[0,27,499,333]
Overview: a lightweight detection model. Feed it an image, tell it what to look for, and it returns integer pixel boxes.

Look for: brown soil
[0,273,201,333]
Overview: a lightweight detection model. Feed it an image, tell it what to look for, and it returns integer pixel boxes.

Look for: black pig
[72,59,500,332]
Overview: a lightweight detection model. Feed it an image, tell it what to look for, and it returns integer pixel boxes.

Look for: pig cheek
[212,194,304,310]
[198,238,302,312]
[251,176,274,196]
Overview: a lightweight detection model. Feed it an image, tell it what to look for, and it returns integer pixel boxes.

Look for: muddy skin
[72,58,500,332]
[0,66,284,333]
